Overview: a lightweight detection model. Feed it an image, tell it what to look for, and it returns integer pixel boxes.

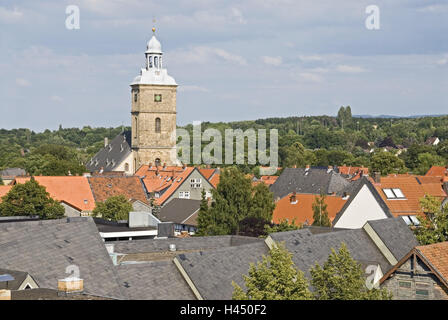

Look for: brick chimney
[57,277,84,295]
[290,192,297,204]
[373,172,381,183]
[0,289,11,300]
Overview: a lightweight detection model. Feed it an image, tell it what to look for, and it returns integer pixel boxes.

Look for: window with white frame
[179,191,190,199]
[383,188,406,199]
[190,178,202,188]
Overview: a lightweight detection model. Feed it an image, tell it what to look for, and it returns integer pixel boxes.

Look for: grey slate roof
[0,167,26,177]
[270,228,392,277]
[176,242,269,300]
[111,235,263,254]
[86,131,132,172]
[367,217,419,261]
[0,268,29,290]
[159,199,201,224]
[0,217,126,299]
[116,261,195,300]
[270,168,352,199]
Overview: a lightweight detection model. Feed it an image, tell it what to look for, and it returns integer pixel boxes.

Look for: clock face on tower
[154,94,162,102]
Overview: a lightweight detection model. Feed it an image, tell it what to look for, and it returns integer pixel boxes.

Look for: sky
[0,0,447,131]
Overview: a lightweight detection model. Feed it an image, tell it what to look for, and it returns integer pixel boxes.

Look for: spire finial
[152,17,156,35]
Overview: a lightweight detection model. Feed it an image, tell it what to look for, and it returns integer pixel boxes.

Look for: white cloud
[298,72,324,83]
[336,64,367,74]
[0,6,23,23]
[50,95,63,102]
[298,55,324,62]
[261,56,282,66]
[230,7,247,24]
[171,46,247,66]
[15,78,30,87]
[178,85,209,92]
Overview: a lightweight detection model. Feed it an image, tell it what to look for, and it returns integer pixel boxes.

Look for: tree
[93,195,133,221]
[264,219,300,234]
[312,193,331,227]
[283,142,307,168]
[370,151,407,175]
[232,242,312,300]
[414,153,445,175]
[414,195,448,245]
[310,243,392,300]
[0,177,64,219]
[0,177,3,185]
[197,167,275,236]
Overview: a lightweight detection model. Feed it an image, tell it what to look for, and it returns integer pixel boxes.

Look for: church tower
[130,28,178,172]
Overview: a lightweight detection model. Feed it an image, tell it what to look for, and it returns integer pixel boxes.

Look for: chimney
[104,137,108,147]
[182,163,186,169]
[373,172,381,183]
[169,244,177,252]
[328,165,333,170]
[57,277,84,295]
[305,165,310,169]
[0,290,11,300]
[206,164,211,169]
[290,192,297,204]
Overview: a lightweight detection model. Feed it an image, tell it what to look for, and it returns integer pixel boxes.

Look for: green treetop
[232,242,312,300]
[0,177,65,219]
[312,193,331,227]
[93,195,133,221]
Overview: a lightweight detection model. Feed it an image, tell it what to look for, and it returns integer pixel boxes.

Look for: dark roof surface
[86,131,132,172]
[0,217,126,299]
[0,268,29,290]
[176,242,269,300]
[159,199,201,224]
[11,288,112,300]
[270,168,352,199]
[111,235,263,254]
[270,228,392,277]
[0,167,26,177]
[116,261,195,300]
[368,217,419,261]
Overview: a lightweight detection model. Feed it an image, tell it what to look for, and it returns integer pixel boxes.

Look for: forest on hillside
[1,107,448,177]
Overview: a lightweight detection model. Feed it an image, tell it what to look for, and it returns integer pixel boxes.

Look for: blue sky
[0,0,447,131]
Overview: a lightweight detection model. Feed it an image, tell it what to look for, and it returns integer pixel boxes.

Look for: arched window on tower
[154,56,158,69]
[155,117,161,133]
[155,158,161,167]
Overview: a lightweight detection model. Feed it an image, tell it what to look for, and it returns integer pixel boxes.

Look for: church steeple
[131,28,176,86]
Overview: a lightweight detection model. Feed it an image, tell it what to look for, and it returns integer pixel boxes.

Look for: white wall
[114,152,134,175]
[334,184,389,229]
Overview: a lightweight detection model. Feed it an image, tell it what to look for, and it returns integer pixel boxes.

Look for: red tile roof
[152,167,196,205]
[88,176,148,205]
[0,185,12,201]
[371,175,447,217]
[272,193,347,226]
[416,241,448,285]
[425,166,448,182]
[14,176,96,211]
[338,166,369,176]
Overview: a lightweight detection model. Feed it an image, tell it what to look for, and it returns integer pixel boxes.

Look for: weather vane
[152,17,156,34]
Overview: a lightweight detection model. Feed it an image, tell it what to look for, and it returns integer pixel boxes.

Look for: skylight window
[383,188,406,199]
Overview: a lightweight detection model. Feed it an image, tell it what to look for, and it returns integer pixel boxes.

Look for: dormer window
[383,188,406,199]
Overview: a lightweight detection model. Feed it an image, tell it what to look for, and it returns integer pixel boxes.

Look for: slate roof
[176,242,269,300]
[0,167,26,178]
[86,131,132,172]
[368,217,419,260]
[111,235,263,254]
[270,168,352,200]
[0,217,126,299]
[158,198,201,225]
[0,268,30,290]
[116,261,195,300]
[11,288,112,300]
[270,228,392,277]
[88,176,149,204]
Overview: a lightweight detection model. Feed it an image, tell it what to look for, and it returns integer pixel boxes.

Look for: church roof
[146,35,162,54]
[86,131,132,172]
